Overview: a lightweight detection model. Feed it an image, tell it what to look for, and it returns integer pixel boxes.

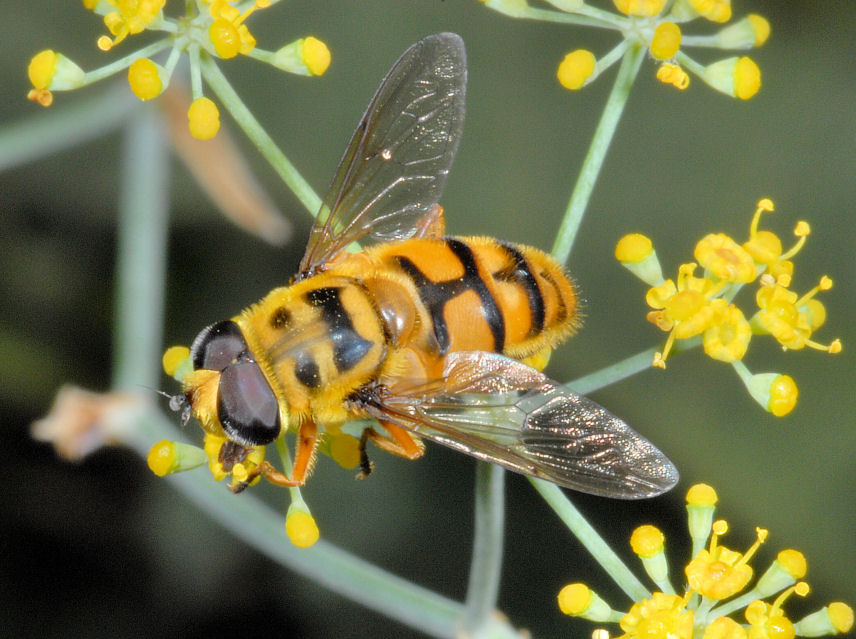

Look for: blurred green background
[1,1,854,637]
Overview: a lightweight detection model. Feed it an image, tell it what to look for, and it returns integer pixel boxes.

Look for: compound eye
[190,320,247,371]
[218,357,281,446]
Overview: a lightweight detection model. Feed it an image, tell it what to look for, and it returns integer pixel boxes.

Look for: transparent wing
[369,352,679,499]
[298,33,466,277]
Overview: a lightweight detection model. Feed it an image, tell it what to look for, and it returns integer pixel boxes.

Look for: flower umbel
[617,199,840,416]
[27,1,331,139]
[558,483,854,639]
[477,0,768,98]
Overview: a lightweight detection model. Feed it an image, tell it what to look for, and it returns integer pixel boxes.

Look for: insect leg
[356,422,424,480]
[357,428,375,480]
[364,421,425,460]
[257,419,319,487]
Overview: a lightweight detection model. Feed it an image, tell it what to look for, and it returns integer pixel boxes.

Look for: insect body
[178,33,678,499]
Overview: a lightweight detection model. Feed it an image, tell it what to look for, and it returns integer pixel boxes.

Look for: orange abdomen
[366,237,580,361]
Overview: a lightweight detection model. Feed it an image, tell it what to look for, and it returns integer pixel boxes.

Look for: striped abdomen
[364,236,580,361]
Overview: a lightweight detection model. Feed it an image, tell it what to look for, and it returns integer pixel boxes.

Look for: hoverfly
[177,33,678,499]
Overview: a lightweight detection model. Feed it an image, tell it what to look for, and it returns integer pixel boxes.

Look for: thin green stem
[129,409,523,639]
[675,50,706,78]
[522,6,622,30]
[83,39,174,85]
[591,40,631,82]
[551,43,645,264]
[529,479,650,602]
[463,462,506,635]
[565,346,659,396]
[199,53,322,217]
[112,105,170,391]
[189,43,203,99]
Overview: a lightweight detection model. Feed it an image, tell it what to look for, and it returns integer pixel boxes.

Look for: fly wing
[369,352,679,499]
[298,33,466,277]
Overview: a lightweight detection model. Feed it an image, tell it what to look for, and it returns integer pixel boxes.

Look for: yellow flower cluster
[478,0,767,98]
[147,344,371,548]
[558,484,854,639]
[27,0,331,139]
[616,199,840,416]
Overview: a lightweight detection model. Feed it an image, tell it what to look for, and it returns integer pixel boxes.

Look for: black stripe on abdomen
[395,239,505,354]
[497,242,545,337]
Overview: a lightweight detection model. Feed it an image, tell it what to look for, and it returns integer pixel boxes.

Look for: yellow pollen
[650,22,681,60]
[162,345,191,378]
[147,440,177,476]
[686,483,718,506]
[188,96,220,140]
[631,525,665,557]
[612,0,666,17]
[557,50,596,90]
[828,603,855,633]
[286,511,320,548]
[768,374,798,416]
[558,583,593,616]
[734,57,761,100]
[128,57,163,100]
[776,549,807,579]
[97,35,115,51]
[615,233,654,263]
[748,14,771,46]
[28,50,58,90]
[302,36,331,76]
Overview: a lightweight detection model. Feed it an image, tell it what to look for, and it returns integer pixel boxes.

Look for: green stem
[463,462,506,635]
[522,6,621,30]
[112,105,170,391]
[199,53,322,217]
[83,39,173,85]
[565,346,658,395]
[551,43,645,264]
[129,409,523,639]
[529,479,650,602]
[675,50,706,78]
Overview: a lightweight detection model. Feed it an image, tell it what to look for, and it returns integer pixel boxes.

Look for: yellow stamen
[770,582,810,618]
[736,527,768,566]
[657,63,690,90]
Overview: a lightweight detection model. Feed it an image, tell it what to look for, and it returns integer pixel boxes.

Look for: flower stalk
[199,52,321,216]
[551,42,645,264]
